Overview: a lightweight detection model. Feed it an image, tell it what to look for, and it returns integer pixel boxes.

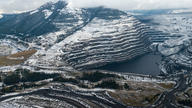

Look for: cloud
[0,0,192,13]
[0,0,54,13]
[69,0,192,10]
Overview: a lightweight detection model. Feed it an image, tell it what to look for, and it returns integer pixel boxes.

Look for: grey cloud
[69,0,192,10]
[0,0,192,13]
[0,0,54,13]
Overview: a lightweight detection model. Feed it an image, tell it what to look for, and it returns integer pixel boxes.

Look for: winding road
[0,86,126,108]
[153,72,191,108]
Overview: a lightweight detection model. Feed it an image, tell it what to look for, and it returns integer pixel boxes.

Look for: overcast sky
[0,0,192,14]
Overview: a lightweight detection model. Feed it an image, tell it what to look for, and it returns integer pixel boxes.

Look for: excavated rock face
[61,8,151,70]
[158,36,192,73]
[0,1,151,70]
[175,45,192,68]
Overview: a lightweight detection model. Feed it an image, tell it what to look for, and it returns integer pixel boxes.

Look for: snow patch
[0,39,26,54]
[158,36,192,56]
[148,14,192,36]
[0,14,3,19]
[63,16,137,45]
[30,10,39,15]
[171,9,192,14]
[42,9,53,19]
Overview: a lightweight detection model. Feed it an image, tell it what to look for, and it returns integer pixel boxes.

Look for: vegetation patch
[3,73,20,85]
[187,88,192,96]
[3,69,59,85]
[178,99,192,107]
[176,88,192,107]
[95,79,121,89]
[0,49,37,66]
[1,81,48,93]
[158,83,175,89]
[53,71,125,89]
[0,69,60,94]
[79,71,122,82]
[106,80,172,107]
[108,90,161,107]
[53,76,79,84]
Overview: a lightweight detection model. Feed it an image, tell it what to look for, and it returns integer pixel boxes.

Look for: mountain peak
[0,0,131,36]
[39,0,68,11]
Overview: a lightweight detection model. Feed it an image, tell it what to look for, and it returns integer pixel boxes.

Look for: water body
[100,53,162,76]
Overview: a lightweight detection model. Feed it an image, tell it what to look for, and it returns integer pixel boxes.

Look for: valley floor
[0,69,191,108]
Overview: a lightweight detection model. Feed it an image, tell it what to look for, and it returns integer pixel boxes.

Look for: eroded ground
[108,81,175,107]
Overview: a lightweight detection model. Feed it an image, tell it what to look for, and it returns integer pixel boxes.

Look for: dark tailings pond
[100,53,162,76]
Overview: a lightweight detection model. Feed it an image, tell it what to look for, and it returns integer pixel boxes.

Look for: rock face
[175,45,192,68]
[0,1,91,38]
[0,1,151,70]
[158,36,192,73]
[61,8,151,69]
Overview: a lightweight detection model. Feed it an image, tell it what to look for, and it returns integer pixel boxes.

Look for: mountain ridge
[0,0,151,70]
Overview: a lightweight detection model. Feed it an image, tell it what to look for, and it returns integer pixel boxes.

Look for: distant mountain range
[127,8,192,15]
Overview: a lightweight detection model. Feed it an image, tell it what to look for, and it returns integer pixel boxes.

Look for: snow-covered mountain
[0,1,92,38]
[0,0,151,71]
[61,15,151,69]
[135,10,192,43]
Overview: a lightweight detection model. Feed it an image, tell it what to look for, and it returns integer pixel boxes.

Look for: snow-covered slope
[170,9,192,14]
[137,13,192,43]
[0,1,91,37]
[0,1,151,71]
[0,14,3,19]
[158,36,192,72]
[61,12,151,69]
